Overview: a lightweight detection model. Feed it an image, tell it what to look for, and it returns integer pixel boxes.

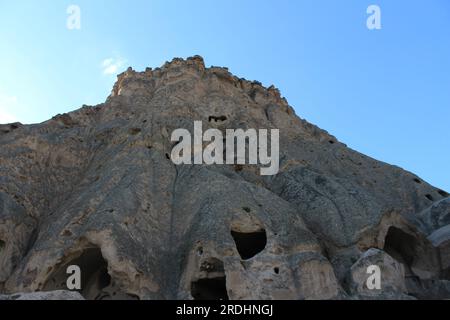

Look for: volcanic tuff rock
[0,290,84,300]
[0,56,449,300]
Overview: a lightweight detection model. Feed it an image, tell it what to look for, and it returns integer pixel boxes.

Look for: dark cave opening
[231,229,267,260]
[191,258,229,300]
[0,239,5,268]
[97,266,112,289]
[208,115,227,123]
[79,248,112,300]
[44,247,136,300]
[383,227,417,266]
[0,239,5,263]
[442,267,450,280]
[128,127,142,135]
[191,277,229,300]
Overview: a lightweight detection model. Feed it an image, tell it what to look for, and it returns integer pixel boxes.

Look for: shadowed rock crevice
[438,189,449,198]
[384,227,417,267]
[0,239,5,278]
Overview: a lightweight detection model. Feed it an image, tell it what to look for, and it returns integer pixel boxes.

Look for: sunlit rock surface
[0,56,449,300]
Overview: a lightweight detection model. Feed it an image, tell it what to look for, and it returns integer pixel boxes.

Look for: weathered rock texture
[0,290,84,300]
[0,56,449,300]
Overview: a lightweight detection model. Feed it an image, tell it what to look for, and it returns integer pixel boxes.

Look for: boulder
[349,249,406,297]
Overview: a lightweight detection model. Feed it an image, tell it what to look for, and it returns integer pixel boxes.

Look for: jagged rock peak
[109,55,287,107]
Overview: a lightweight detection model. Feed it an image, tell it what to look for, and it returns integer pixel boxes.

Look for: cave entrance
[44,247,137,300]
[191,258,229,300]
[0,239,5,265]
[442,267,450,280]
[231,229,267,260]
[75,248,111,300]
[384,227,417,267]
[191,277,229,300]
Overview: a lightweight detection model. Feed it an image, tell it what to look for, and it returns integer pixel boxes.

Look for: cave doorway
[191,277,228,300]
[383,226,419,279]
[44,246,138,300]
[191,258,229,300]
[384,227,417,266]
[231,229,267,260]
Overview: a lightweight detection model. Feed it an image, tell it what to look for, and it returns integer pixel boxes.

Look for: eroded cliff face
[0,56,449,300]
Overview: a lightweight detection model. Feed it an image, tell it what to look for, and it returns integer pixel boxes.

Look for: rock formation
[0,56,449,300]
[0,290,83,300]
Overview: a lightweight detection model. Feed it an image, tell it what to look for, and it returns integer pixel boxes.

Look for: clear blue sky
[0,0,449,190]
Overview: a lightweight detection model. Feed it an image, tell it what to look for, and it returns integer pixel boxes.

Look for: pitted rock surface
[0,56,449,300]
